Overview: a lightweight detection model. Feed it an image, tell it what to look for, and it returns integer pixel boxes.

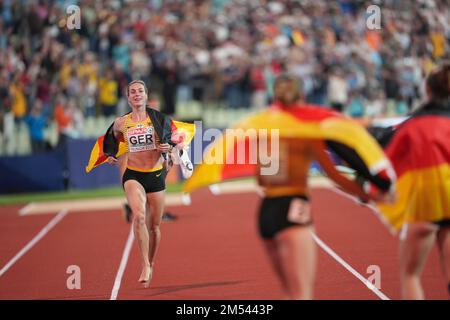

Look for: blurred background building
[0,0,448,192]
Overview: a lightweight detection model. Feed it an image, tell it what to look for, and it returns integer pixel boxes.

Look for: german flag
[183,103,393,194]
[376,103,450,231]
[85,134,127,173]
[86,117,196,173]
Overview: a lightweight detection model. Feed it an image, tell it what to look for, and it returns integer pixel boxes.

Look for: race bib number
[287,198,311,224]
[127,126,156,152]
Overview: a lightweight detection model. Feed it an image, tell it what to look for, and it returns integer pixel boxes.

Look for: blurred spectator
[222,55,247,109]
[79,74,98,117]
[365,90,386,118]
[53,95,71,147]
[98,70,119,116]
[0,73,10,111]
[155,58,179,116]
[148,93,161,110]
[1,104,15,155]
[112,37,131,73]
[65,98,84,138]
[249,59,267,109]
[0,0,448,156]
[24,99,47,154]
[382,68,400,116]
[308,65,328,105]
[9,73,27,122]
[327,67,349,112]
[430,26,446,59]
[35,70,51,117]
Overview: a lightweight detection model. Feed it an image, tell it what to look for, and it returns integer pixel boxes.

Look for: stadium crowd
[0,0,449,155]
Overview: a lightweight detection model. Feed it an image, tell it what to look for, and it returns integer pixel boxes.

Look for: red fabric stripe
[386,116,450,177]
[93,136,106,166]
[170,120,177,132]
[221,163,258,180]
[221,137,258,179]
[271,103,341,121]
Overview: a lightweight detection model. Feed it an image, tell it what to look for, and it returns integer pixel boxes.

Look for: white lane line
[18,193,188,216]
[110,225,134,300]
[311,232,390,300]
[0,209,68,278]
[19,203,34,216]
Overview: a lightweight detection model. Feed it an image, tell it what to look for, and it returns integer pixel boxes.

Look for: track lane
[1,187,447,299]
[311,188,448,300]
[0,206,56,270]
[117,190,283,299]
[117,190,401,299]
[0,209,129,299]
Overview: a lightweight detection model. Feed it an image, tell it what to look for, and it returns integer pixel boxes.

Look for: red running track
[0,188,448,300]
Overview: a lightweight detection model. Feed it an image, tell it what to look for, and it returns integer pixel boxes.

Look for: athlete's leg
[146,190,165,281]
[399,222,437,299]
[118,155,133,223]
[124,180,151,284]
[262,239,290,299]
[274,225,317,300]
[436,226,450,296]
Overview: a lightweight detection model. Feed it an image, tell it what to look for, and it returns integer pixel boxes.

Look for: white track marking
[0,209,68,278]
[19,193,187,215]
[311,232,391,300]
[18,203,34,216]
[110,225,134,300]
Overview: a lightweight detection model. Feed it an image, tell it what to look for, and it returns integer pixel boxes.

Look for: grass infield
[0,182,184,205]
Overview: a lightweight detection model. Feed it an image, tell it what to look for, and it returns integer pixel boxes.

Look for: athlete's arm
[117,153,128,177]
[113,116,124,141]
[312,140,369,202]
[107,117,125,165]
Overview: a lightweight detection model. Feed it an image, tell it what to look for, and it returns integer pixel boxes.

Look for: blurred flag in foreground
[375,106,450,231]
[183,105,393,197]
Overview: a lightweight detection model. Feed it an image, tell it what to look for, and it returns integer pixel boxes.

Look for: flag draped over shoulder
[375,104,450,231]
[85,134,127,173]
[85,114,196,173]
[183,104,392,193]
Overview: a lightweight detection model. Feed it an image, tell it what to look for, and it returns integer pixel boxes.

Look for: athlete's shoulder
[117,111,131,120]
[409,101,450,120]
[395,101,450,132]
[146,107,171,119]
[114,114,126,126]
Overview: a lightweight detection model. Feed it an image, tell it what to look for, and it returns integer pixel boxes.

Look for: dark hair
[426,62,450,101]
[126,80,148,97]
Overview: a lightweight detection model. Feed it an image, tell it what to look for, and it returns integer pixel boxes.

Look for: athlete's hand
[106,156,118,165]
[157,143,171,153]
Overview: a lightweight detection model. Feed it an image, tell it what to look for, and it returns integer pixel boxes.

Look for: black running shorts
[122,168,166,193]
[258,195,312,239]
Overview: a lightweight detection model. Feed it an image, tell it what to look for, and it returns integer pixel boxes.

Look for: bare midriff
[119,113,164,172]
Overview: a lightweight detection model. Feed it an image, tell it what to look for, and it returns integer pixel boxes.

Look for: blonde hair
[126,80,148,96]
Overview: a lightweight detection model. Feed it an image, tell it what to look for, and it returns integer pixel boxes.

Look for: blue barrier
[67,138,120,190]
[0,138,121,194]
[0,148,66,194]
